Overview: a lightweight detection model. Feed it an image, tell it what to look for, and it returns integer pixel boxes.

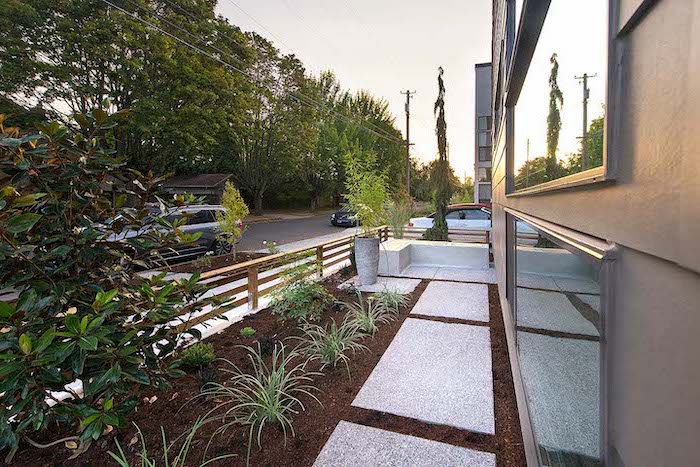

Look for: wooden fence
[171,226,391,332]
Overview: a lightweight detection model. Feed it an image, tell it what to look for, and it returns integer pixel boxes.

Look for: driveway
[238,212,351,252]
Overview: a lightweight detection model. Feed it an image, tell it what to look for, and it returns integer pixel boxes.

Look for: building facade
[474,62,493,204]
[489,1,699,466]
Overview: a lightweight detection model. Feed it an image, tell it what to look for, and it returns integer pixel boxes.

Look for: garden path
[313,276,499,467]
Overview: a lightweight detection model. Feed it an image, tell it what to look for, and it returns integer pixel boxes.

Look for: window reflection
[515,219,601,466]
[514,0,607,190]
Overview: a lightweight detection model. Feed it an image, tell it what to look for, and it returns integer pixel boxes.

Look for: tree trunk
[254,192,264,215]
[310,194,319,211]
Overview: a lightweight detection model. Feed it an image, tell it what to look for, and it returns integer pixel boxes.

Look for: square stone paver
[352,318,494,434]
[433,267,497,284]
[313,421,496,467]
[517,331,600,460]
[516,288,599,336]
[396,265,439,279]
[410,281,489,322]
[340,276,420,295]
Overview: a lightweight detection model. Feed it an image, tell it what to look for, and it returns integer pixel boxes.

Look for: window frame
[505,207,617,466]
[504,0,621,196]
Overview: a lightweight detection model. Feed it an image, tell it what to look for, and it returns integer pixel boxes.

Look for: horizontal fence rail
[170,226,390,333]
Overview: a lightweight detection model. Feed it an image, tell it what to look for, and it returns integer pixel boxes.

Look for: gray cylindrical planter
[355,236,380,285]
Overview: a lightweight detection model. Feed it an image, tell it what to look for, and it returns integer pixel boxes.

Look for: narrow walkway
[314,271,502,467]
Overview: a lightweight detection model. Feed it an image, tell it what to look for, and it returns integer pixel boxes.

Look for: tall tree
[545,53,564,181]
[424,67,450,241]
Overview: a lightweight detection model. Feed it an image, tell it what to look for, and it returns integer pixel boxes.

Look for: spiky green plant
[198,342,321,466]
[108,418,235,467]
[181,342,217,369]
[371,289,410,317]
[342,290,393,336]
[297,317,367,374]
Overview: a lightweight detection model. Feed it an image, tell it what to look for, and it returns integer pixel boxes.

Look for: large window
[513,217,602,466]
[513,0,608,191]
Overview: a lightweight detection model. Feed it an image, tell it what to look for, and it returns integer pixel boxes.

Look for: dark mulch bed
[167,251,268,274]
[14,271,525,467]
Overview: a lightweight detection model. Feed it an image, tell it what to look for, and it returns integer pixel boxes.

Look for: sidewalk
[254,227,360,253]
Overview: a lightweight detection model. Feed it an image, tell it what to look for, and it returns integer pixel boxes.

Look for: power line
[97,0,405,145]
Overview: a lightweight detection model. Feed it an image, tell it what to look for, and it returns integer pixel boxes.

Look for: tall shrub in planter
[423,67,451,242]
[0,108,218,458]
[343,149,387,285]
[214,181,249,258]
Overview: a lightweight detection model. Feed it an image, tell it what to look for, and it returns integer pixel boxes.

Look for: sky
[214,0,493,181]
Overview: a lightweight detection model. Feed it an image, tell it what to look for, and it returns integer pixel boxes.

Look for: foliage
[451,177,475,204]
[262,240,280,254]
[215,182,249,257]
[343,148,388,237]
[386,194,412,239]
[546,53,565,181]
[180,343,216,369]
[240,327,256,338]
[270,280,333,322]
[564,116,605,173]
[0,108,221,456]
[423,67,451,242]
[371,290,409,317]
[297,317,367,374]
[1,1,405,213]
[108,418,235,467]
[198,342,321,466]
[191,252,213,270]
[342,290,394,336]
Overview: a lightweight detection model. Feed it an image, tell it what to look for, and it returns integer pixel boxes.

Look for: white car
[409,204,539,244]
[409,204,492,230]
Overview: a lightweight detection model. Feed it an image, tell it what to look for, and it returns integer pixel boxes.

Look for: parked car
[105,205,241,265]
[409,203,538,243]
[330,207,358,227]
[409,203,492,230]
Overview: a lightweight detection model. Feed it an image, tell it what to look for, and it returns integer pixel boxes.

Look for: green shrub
[297,317,367,374]
[342,290,394,336]
[214,181,249,259]
[343,149,388,237]
[198,342,320,465]
[109,418,235,467]
[271,279,333,322]
[0,108,221,456]
[371,290,410,317]
[386,194,412,239]
[181,342,216,369]
[240,326,256,337]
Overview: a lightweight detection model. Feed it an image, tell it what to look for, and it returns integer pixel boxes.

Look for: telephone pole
[401,90,416,195]
[575,73,597,170]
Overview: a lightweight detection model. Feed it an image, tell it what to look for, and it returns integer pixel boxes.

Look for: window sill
[507,166,609,197]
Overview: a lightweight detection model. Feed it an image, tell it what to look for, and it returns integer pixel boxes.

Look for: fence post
[485,230,490,244]
[248,266,258,310]
[316,245,324,278]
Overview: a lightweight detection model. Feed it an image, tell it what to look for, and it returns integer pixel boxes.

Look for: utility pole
[401,90,416,195]
[526,138,530,187]
[575,73,597,170]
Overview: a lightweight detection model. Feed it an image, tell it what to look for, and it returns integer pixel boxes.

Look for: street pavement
[237,212,352,252]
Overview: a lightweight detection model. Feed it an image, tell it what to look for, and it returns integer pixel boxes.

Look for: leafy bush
[386,194,412,239]
[240,326,256,337]
[343,149,388,237]
[270,279,333,322]
[109,418,235,467]
[198,342,320,465]
[214,181,249,259]
[342,290,393,336]
[181,343,216,369]
[371,290,409,317]
[0,108,220,456]
[297,317,367,374]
